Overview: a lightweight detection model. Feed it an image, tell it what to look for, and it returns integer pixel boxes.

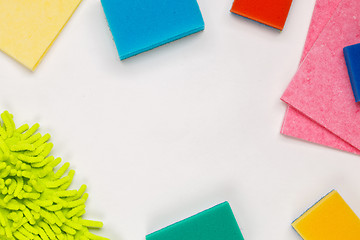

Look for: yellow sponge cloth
[292,190,360,240]
[0,0,82,71]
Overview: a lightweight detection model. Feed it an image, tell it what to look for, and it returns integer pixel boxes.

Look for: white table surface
[2,0,360,239]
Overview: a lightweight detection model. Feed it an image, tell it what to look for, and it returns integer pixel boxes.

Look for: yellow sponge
[0,0,82,71]
[292,190,360,240]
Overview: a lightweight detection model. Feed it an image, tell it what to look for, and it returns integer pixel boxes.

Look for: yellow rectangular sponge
[292,190,360,240]
[0,0,82,71]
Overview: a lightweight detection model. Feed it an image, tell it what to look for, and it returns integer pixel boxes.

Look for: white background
[1,0,360,239]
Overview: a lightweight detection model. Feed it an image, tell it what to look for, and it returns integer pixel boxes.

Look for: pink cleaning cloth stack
[281,0,360,155]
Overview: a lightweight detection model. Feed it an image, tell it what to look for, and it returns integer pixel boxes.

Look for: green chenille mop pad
[0,111,108,240]
[146,201,245,240]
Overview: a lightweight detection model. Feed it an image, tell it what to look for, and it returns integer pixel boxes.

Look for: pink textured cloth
[281,0,360,153]
[282,107,360,154]
[300,0,343,63]
[282,0,360,155]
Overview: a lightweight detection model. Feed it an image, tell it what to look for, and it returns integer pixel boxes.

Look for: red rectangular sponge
[230,0,293,30]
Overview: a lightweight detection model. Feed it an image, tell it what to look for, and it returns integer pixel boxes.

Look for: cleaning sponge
[101,0,205,60]
[230,0,293,30]
[344,43,360,102]
[0,111,108,240]
[146,201,244,240]
[292,190,360,240]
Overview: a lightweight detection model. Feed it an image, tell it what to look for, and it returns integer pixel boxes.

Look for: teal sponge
[146,202,245,240]
[0,111,108,240]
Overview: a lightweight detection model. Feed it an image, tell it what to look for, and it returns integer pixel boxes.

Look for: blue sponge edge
[344,46,360,102]
[118,26,205,60]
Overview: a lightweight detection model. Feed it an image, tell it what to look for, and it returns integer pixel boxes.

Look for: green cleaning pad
[146,201,245,240]
[0,111,107,240]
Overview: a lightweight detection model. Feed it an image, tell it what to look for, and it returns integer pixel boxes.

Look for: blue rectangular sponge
[101,0,205,60]
[344,43,360,102]
[146,202,245,240]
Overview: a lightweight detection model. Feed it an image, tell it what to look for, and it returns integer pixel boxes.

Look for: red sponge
[230,0,293,30]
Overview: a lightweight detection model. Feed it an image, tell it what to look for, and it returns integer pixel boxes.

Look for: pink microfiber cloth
[281,0,360,153]
[281,0,351,154]
[299,0,343,63]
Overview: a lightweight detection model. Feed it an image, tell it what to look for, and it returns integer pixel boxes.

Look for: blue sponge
[344,43,360,102]
[101,0,205,60]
